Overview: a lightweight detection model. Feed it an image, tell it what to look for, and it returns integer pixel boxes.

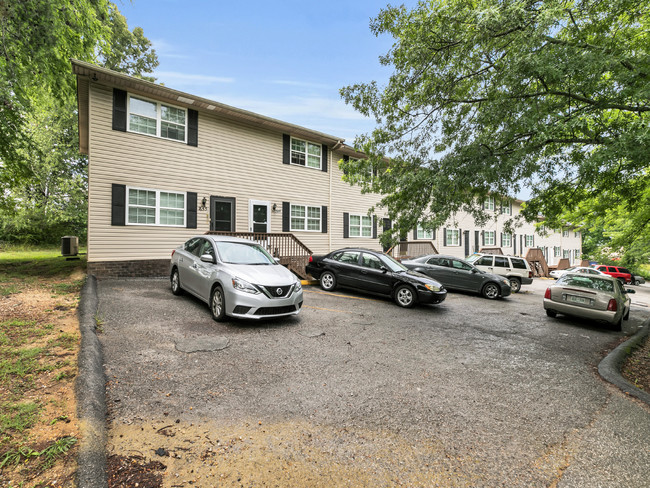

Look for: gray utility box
[61,236,79,256]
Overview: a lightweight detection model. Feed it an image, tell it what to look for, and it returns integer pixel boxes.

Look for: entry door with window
[249,200,270,233]
[210,196,235,232]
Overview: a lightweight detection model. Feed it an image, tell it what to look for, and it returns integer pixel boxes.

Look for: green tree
[340,0,650,247]
[0,0,158,244]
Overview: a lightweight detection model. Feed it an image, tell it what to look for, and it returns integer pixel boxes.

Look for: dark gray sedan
[402,254,511,299]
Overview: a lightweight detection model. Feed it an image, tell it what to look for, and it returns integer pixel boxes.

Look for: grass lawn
[0,245,86,486]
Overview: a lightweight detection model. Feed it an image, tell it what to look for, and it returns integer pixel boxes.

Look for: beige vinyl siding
[88,83,332,261]
[329,150,384,252]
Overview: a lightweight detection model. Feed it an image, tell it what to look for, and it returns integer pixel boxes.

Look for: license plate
[567,295,589,305]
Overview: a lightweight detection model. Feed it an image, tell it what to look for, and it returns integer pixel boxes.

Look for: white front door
[249,200,270,233]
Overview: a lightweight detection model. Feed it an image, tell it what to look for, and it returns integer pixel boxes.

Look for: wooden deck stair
[204,231,312,280]
[386,241,439,261]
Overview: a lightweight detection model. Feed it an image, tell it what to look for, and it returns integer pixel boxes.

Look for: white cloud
[155,71,235,85]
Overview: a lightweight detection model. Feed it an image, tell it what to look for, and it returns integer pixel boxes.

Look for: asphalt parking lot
[96,278,650,487]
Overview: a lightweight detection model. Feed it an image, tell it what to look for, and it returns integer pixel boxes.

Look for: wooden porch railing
[385,241,438,261]
[204,231,312,280]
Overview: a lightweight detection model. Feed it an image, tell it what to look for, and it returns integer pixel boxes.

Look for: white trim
[289,203,322,232]
[127,93,188,143]
[348,213,372,238]
[290,136,322,170]
[125,186,186,227]
[249,200,271,233]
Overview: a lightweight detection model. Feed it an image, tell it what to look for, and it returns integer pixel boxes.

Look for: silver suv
[465,253,533,293]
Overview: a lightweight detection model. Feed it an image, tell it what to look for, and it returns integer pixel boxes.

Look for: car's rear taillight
[171,249,176,257]
[544,288,551,299]
[308,255,313,263]
[607,299,617,311]
[529,271,533,278]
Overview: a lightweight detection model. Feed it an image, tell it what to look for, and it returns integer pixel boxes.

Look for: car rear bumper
[543,298,620,324]
[521,277,534,285]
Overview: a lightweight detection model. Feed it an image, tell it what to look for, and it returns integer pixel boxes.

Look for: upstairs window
[525,235,534,247]
[291,138,321,169]
[562,229,570,237]
[128,95,186,142]
[483,196,495,211]
[501,201,511,215]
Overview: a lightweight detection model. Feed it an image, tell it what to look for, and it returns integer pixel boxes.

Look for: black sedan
[305,248,446,308]
[402,254,511,299]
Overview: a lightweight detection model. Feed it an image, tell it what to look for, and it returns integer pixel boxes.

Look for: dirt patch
[0,270,84,487]
[622,334,650,393]
[106,419,478,488]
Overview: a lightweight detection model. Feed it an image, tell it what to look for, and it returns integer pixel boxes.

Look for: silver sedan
[549,266,605,280]
[170,235,303,321]
[543,272,634,331]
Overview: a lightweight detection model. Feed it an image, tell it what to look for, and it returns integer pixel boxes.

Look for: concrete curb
[598,318,650,406]
[75,275,108,488]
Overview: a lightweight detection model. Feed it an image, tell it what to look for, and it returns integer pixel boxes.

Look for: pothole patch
[175,336,230,353]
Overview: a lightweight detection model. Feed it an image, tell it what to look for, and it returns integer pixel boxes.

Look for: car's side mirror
[200,253,215,264]
[274,257,280,264]
[380,266,388,273]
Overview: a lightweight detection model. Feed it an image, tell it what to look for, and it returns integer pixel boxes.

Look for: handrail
[204,231,312,255]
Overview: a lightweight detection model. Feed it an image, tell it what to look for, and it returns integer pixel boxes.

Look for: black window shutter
[513,234,517,254]
[343,213,349,238]
[443,228,447,246]
[111,184,126,226]
[282,202,290,231]
[373,216,377,239]
[321,145,328,172]
[474,230,479,251]
[282,134,290,165]
[186,192,197,229]
[342,155,349,175]
[459,229,462,246]
[321,206,328,233]
[532,235,535,247]
[413,229,418,240]
[500,233,503,246]
[482,231,485,246]
[187,109,198,146]
[433,229,436,240]
[112,89,127,132]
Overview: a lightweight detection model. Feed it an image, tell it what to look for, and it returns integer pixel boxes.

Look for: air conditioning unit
[61,236,79,256]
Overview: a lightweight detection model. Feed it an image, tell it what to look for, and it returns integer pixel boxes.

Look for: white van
[465,253,533,293]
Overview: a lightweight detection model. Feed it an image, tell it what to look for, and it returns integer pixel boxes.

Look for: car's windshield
[558,274,614,292]
[380,254,408,272]
[465,254,480,264]
[215,241,276,265]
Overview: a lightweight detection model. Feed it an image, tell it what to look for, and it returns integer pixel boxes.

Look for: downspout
[329,140,344,252]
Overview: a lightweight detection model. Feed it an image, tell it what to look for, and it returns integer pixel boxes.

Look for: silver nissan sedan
[170,235,303,321]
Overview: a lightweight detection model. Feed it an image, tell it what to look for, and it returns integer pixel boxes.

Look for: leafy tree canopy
[340,0,650,248]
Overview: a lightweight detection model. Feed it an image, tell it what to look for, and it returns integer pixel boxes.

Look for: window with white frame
[290,204,321,231]
[554,246,561,257]
[417,225,434,240]
[446,229,460,246]
[483,196,495,211]
[291,137,321,169]
[563,249,571,258]
[128,96,186,142]
[574,249,581,259]
[501,201,511,215]
[349,214,373,237]
[484,230,495,246]
[502,232,512,247]
[574,231,581,238]
[525,235,534,247]
[127,187,185,226]
[562,229,569,237]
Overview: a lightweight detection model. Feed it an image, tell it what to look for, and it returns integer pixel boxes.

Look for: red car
[592,265,632,284]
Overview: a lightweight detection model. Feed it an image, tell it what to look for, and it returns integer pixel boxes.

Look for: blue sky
[116,0,419,143]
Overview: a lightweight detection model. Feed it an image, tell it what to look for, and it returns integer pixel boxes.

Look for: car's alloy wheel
[546,309,557,318]
[171,268,183,296]
[394,285,416,308]
[634,279,641,286]
[210,286,226,322]
[482,283,500,300]
[320,272,337,291]
[509,278,521,293]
